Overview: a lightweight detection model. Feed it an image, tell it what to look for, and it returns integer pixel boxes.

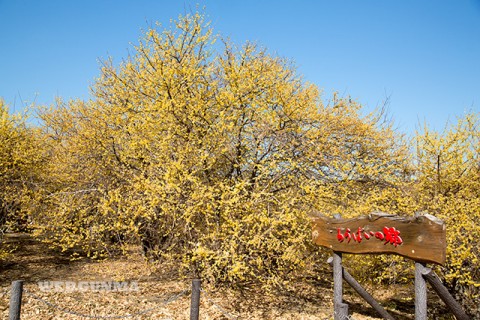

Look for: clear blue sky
[1,0,479,133]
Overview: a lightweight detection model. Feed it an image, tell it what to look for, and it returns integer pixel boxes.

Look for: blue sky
[1,0,479,134]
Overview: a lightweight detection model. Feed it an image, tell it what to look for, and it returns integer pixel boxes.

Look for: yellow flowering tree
[0,99,45,258]
[34,13,411,287]
[24,13,479,316]
[414,113,480,316]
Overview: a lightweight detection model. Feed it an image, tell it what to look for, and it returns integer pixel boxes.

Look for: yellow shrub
[23,13,478,317]
[0,99,46,259]
[32,14,409,289]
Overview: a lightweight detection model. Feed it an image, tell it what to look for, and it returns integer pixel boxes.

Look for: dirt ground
[0,233,453,319]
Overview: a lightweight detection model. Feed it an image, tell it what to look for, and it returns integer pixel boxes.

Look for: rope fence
[23,288,187,319]
[6,278,356,320]
[200,288,239,320]
[7,280,190,320]
[0,288,10,300]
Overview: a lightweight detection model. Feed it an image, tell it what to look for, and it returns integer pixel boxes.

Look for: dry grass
[1,233,453,319]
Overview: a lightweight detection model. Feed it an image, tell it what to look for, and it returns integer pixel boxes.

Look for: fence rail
[24,287,187,319]
[7,279,242,320]
[7,274,468,319]
[8,280,191,320]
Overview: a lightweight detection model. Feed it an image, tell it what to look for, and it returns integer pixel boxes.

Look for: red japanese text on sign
[337,226,403,247]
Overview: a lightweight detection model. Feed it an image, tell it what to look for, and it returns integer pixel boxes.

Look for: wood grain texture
[312,213,446,265]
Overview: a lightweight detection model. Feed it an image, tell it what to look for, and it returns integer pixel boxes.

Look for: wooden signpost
[312,212,470,320]
[312,212,447,265]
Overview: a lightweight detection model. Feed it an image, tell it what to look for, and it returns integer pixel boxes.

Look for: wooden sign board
[312,213,446,265]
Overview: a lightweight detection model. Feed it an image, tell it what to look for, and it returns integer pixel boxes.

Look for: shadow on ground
[0,233,91,287]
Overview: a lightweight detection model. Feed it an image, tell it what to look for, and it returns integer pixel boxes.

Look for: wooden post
[415,262,427,320]
[327,257,395,320]
[9,280,23,320]
[332,214,348,320]
[332,252,348,320]
[421,268,470,320]
[190,279,201,320]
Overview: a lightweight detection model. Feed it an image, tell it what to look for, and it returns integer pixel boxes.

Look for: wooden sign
[312,213,446,265]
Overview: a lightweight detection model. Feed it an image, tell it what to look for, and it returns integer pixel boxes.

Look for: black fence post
[190,279,201,320]
[9,280,24,320]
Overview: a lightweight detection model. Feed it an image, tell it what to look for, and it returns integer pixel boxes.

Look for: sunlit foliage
[413,113,480,316]
[1,12,477,316]
[0,99,45,258]
[33,14,409,287]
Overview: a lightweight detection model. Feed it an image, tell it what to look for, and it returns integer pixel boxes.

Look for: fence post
[9,280,24,320]
[421,267,470,320]
[327,257,395,320]
[190,279,201,320]
[415,262,427,320]
[332,214,348,320]
[333,252,349,320]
